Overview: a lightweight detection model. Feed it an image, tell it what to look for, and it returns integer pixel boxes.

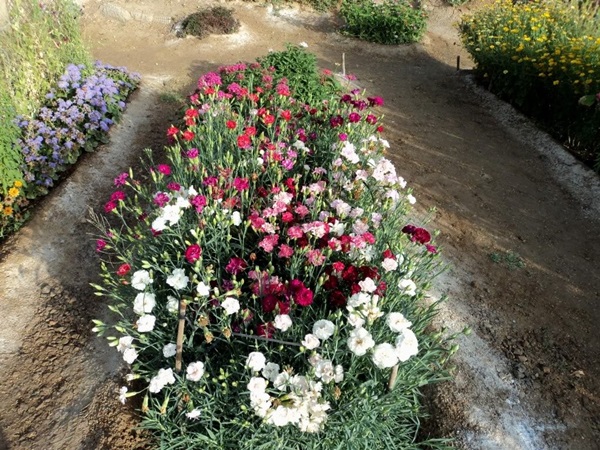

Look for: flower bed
[92,47,456,449]
[0,62,140,239]
[459,0,600,169]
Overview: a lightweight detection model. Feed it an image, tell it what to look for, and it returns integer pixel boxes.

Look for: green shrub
[258,44,341,104]
[340,0,427,45]
[459,0,600,169]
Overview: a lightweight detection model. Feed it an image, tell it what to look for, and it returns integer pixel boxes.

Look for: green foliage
[340,0,427,45]
[258,44,341,104]
[0,0,90,117]
[0,81,22,194]
[489,250,525,270]
[178,7,240,38]
[459,0,600,171]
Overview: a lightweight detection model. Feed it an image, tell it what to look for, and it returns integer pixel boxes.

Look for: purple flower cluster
[17,62,140,197]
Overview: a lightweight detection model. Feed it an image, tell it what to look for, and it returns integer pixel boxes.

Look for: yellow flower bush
[0,180,29,239]
[459,0,600,169]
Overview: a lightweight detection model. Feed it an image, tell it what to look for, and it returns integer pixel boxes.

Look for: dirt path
[0,1,598,449]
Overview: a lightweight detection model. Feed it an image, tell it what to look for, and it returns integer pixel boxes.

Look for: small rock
[518,355,528,363]
[543,366,551,374]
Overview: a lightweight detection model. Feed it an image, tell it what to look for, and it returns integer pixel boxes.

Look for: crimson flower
[233,177,249,191]
[225,257,247,274]
[116,263,131,277]
[157,164,172,176]
[413,228,431,244]
[237,134,251,148]
[261,295,278,313]
[185,244,202,264]
[166,126,179,138]
[96,239,107,252]
[281,110,292,121]
[226,120,236,129]
[182,130,195,141]
[104,200,117,213]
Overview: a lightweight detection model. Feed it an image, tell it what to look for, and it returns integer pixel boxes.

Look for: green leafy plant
[340,0,427,45]
[459,0,600,171]
[258,44,342,104]
[489,250,525,270]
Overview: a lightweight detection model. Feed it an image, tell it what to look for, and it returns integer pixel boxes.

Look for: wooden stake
[175,300,187,373]
[456,55,460,72]
[388,364,399,391]
[342,52,346,77]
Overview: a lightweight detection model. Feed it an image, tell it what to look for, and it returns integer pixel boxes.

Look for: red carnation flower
[244,126,257,137]
[116,263,131,276]
[261,295,278,313]
[226,120,237,129]
[185,244,202,264]
[413,228,431,244]
[329,290,347,308]
[182,130,195,142]
[281,110,292,121]
[295,287,314,307]
[383,249,395,259]
[225,257,247,275]
[237,134,251,148]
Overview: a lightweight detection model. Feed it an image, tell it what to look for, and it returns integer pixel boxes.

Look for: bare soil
[0,1,599,449]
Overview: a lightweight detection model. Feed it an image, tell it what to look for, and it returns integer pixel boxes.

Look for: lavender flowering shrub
[17,62,140,197]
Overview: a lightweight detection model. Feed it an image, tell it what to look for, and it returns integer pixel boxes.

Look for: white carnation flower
[167,268,189,290]
[186,408,201,420]
[196,281,210,297]
[136,314,156,333]
[221,297,240,315]
[372,343,399,369]
[162,204,183,225]
[347,327,375,356]
[274,314,292,331]
[116,336,134,353]
[358,277,377,293]
[186,361,205,381]
[315,360,335,383]
[387,312,412,333]
[398,278,417,297]
[407,194,416,204]
[395,328,419,362]
[119,386,128,404]
[162,343,177,358]
[334,364,344,383]
[246,352,266,372]
[231,211,242,226]
[247,376,268,393]
[148,368,176,393]
[262,362,280,382]
[151,216,167,231]
[123,347,138,364]
[381,257,398,272]
[131,270,153,291]
[312,320,335,340]
[166,296,179,314]
[302,333,320,350]
[273,371,290,391]
[133,292,156,315]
